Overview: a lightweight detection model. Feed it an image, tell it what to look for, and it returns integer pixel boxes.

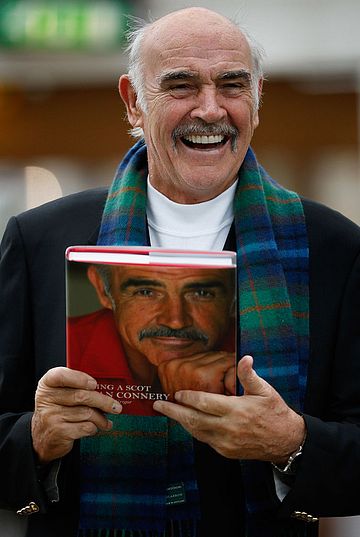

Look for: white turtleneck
[146,178,237,250]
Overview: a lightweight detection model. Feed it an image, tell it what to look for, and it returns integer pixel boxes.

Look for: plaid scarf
[79,416,199,537]
[80,139,309,537]
[79,139,200,537]
[233,149,309,536]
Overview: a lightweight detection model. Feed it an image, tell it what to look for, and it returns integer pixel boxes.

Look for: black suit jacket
[0,188,360,537]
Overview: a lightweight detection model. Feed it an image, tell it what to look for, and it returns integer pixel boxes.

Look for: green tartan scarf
[78,139,200,537]
[79,139,309,537]
[79,416,199,537]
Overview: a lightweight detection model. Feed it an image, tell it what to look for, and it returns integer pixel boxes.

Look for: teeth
[183,134,225,144]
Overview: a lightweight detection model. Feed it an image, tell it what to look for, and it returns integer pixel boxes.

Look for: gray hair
[124,13,265,138]
[95,264,116,310]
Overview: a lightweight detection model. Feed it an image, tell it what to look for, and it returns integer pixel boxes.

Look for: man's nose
[190,86,227,123]
[156,296,191,329]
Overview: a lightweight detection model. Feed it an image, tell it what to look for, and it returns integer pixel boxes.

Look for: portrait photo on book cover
[66,260,236,416]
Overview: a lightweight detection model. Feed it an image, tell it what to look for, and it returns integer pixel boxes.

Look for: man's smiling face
[120,8,261,204]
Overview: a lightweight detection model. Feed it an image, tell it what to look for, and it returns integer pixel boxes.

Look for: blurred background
[0,0,359,535]
[1,0,360,237]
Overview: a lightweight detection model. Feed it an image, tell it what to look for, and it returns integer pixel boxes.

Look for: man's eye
[187,289,216,300]
[221,83,244,94]
[169,84,196,96]
[133,288,156,298]
[171,83,192,89]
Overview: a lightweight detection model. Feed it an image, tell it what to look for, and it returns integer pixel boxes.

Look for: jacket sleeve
[279,246,360,518]
[0,216,52,511]
[0,216,79,517]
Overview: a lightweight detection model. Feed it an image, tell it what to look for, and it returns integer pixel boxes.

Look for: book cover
[66,245,237,416]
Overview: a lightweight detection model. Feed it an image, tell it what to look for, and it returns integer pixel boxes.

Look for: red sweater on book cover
[67,308,235,417]
[67,309,158,416]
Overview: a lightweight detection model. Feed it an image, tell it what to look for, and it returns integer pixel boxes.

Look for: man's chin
[143,338,207,363]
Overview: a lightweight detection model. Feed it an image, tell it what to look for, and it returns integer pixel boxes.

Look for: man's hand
[157,351,236,397]
[153,355,305,462]
[31,367,122,464]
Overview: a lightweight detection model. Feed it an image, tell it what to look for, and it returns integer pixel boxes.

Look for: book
[66,245,237,415]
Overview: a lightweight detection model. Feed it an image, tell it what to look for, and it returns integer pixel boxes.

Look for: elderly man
[0,7,359,537]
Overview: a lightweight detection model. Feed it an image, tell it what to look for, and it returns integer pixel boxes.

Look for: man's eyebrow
[120,278,165,291]
[158,69,252,86]
[217,70,252,83]
[157,70,198,85]
[184,280,227,291]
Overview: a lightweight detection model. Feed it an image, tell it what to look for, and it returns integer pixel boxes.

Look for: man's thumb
[237,355,271,396]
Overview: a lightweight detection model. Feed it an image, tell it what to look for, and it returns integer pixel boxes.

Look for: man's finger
[224,366,236,395]
[168,390,233,416]
[237,355,272,397]
[153,398,216,433]
[39,366,97,390]
[52,405,114,430]
[36,385,122,415]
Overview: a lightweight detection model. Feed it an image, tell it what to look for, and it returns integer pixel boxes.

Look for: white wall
[150,0,360,77]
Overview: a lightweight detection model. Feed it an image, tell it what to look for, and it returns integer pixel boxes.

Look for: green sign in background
[0,0,132,50]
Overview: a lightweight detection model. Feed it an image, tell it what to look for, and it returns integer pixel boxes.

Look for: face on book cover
[88,264,235,380]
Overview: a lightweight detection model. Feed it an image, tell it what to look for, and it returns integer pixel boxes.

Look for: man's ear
[118,74,144,129]
[87,265,113,310]
[252,77,264,130]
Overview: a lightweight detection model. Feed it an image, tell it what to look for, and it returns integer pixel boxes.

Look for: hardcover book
[66,245,237,415]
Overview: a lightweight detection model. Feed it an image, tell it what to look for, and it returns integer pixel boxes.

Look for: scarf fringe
[78,518,198,537]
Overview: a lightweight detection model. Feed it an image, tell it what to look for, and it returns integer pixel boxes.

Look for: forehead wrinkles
[142,23,252,74]
[159,44,250,63]
[151,49,253,86]
[113,266,228,284]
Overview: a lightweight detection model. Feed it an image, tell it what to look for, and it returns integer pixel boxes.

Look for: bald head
[143,8,245,48]
[126,7,264,117]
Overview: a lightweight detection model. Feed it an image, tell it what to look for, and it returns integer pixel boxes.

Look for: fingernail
[111,401,122,413]
[107,420,113,430]
[153,401,162,412]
